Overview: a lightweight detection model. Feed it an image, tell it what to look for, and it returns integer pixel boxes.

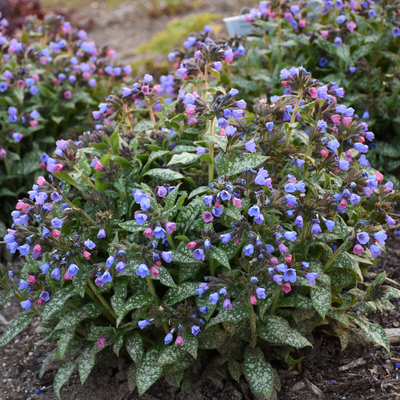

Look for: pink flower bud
[278,242,288,254]
[144,227,153,238]
[358,136,365,143]
[269,257,279,265]
[29,120,38,128]
[281,81,288,86]
[353,244,364,254]
[38,299,44,306]
[155,260,161,267]
[33,244,41,253]
[94,161,104,171]
[188,242,197,249]
[64,270,73,280]
[309,88,318,98]
[321,149,329,157]
[97,338,106,348]
[153,84,162,93]
[320,30,329,39]
[37,176,46,185]
[342,117,352,126]
[64,90,72,99]
[32,74,39,82]
[232,197,242,208]
[54,164,63,172]
[282,283,292,293]
[340,198,348,208]
[345,150,353,159]
[284,254,292,264]
[175,334,184,346]
[150,266,159,277]
[375,171,384,182]
[16,200,30,212]
[219,128,227,136]
[27,275,37,284]
[331,114,341,124]
[236,238,240,245]
[250,295,257,305]
[0,148,6,158]
[53,78,59,85]
[17,80,25,88]
[83,251,91,260]
[299,19,306,27]
[52,230,61,239]
[347,21,357,32]
[82,71,91,79]
[166,222,177,235]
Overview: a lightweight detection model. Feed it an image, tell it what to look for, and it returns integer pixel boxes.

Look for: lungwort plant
[0,15,132,227]
[1,51,400,399]
[225,0,400,185]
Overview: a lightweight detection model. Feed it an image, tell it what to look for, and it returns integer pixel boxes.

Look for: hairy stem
[208,117,215,184]
[165,232,176,250]
[210,259,216,277]
[249,306,258,348]
[147,104,158,132]
[202,64,209,102]
[269,286,281,315]
[3,157,11,175]
[87,278,118,323]
[146,277,169,334]
[72,166,95,188]
[286,90,303,145]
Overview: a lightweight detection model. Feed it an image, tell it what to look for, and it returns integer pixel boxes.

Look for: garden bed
[1,229,399,400]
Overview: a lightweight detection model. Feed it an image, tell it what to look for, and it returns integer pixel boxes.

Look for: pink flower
[16,200,30,212]
[64,270,73,280]
[320,30,329,40]
[232,197,242,208]
[153,84,162,93]
[38,299,44,306]
[269,257,279,265]
[342,117,352,126]
[187,118,198,125]
[37,176,46,185]
[278,242,288,254]
[321,149,329,157]
[299,19,306,28]
[340,198,348,208]
[95,277,105,287]
[29,120,38,128]
[175,334,184,346]
[17,80,25,88]
[284,254,292,264]
[359,136,365,143]
[64,90,72,99]
[331,114,341,124]
[347,21,357,32]
[353,244,364,254]
[31,74,39,82]
[155,260,161,267]
[107,49,116,58]
[94,161,104,171]
[375,171,384,182]
[345,150,353,159]
[0,148,6,158]
[185,107,196,117]
[150,266,159,277]
[250,295,257,305]
[97,338,106,348]
[51,230,61,239]
[83,251,91,260]
[144,227,153,238]
[82,71,91,79]
[53,78,59,85]
[282,283,292,293]
[188,242,197,249]
[309,88,318,98]
[27,275,37,284]
[202,211,214,223]
[220,128,227,136]
[141,85,150,95]
[33,244,41,253]
[166,222,176,235]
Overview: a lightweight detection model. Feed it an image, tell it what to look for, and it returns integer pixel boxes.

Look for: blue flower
[305,272,318,285]
[319,57,328,67]
[136,263,149,278]
[40,263,50,274]
[212,206,223,217]
[199,306,208,314]
[220,190,231,201]
[50,267,61,280]
[161,251,172,263]
[209,293,220,305]
[284,268,297,283]
[106,256,115,268]
[19,279,29,289]
[153,226,166,239]
[191,325,201,336]
[324,219,335,232]
[244,244,254,256]
[68,264,79,276]
[254,214,264,225]
[51,218,63,228]
[135,213,148,225]
[21,300,32,312]
[356,232,369,245]
[40,291,50,301]
[256,288,266,299]
[0,82,7,92]
[369,244,381,258]
[374,230,387,245]
[101,271,112,283]
[248,205,260,217]
[164,332,173,344]
[327,139,340,152]
[193,249,205,261]
[245,139,256,153]
[138,319,150,329]
[97,228,106,238]
[334,37,343,46]
[84,239,96,250]
[18,244,30,256]
[283,231,297,242]
[203,195,213,206]
[220,233,232,244]
[115,261,125,273]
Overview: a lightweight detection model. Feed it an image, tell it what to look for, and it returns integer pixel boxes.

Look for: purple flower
[386,215,396,226]
[196,147,207,155]
[191,325,201,336]
[356,232,369,245]
[393,27,400,38]
[244,244,254,256]
[153,227,166,239]
[21,300,32,312]
[97,228,106,238]
[220,190,231,201]
[311,223,322,235]
[68,264,79,276]
[18,244,30,256]
[50,267,61,280]
[334,37,343,46]
[212,206,223,217]
[84,239,96,250]
[273,275,283,285]
[193,249,205,261]
[319,57,329,67]
[284,268,297,283]
[369,244,381,258]
[220,233,232,244]
[115,261,125,273]
[19,279,29,289]
[254,214,264,225]
[135,213,148,225]
[245,139,256,153]
[248,205,260,217]
[324,219,335,232]
[164,332,173,344]
[136,264,149,278]
[161,251,172,263]
[374,230,387,245]
[40,291,50,301]
[285,195,297,206]
[266,122,274,131]
[339,160,350,170]
[51,218,63,228]
[305,272,318,285]
[51,192,62,202]
[236,100,246,109]
[256,288,266,299]
[226,126,237,136]
[284,231,297,242]
[106,256,115,268]
[223,298,232,310]
[138,320,150,329]
[337,16,345,24]
[327,139,340,152]
[294,215,303,227]
[354,143,369,153]
[350,194,361,205]
[209,293,220,305]
[203,195,213,206]
[212,62,223,71]
[40,263,50,274]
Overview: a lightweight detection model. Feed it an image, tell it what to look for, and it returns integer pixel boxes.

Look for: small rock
[393,321,399,328]
[290,382,306,392]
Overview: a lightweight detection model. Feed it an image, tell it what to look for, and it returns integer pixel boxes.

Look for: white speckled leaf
[208,247,230,269]
[72,264,90,297]
[176,197,204,235]
[168,152,200,166]
[41,285,78,321]
[54,303,104,330]
[119,220,146,233]
[158,345,186,365]
[54,330,75,359]
[188,186,209,199]
[311,282,332,318]
[163,282,199,305]
[331,252,363,281]
[53,360,77,399]
[111,277,128,316]
[127,363,137,392]
[126,331,144,364]
[256,315,289,344]
[228,359,242,382]
[163,183,182,210]
[0,289,15,307]
[136,342,165,395]
[218,154,269,177]
[195,297,217,322]
[144,168,184,181]
[244,347,274,399]
[157,266,177,288]
[79,341,107,384]
[113,332,124,357]
[207,303,251,329]
[39,348,57,379]
[330,320,350,350]
[198,326,227,349]
[283,327,312,348]
[182,331,198,359]
[173,242,199,264]
[117,292,154,326]
[0,311,34,347]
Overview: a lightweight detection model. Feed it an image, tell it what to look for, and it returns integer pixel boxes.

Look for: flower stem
[208,117,215,184]
[165,232,176,250]
[87,277,118,323]
[249,306,257,348]
[3,157,11,175]
[269,286,281,315]
[72,166,95,188]
[147,103,157,132]
[210,259,216,277]
[323,240,348,273]
[146,277,169,334]
[9,280,38,316]
[202,64,209,102]
[286,90,303,145]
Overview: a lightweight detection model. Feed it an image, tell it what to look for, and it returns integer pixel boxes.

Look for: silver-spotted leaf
[0,311,34,347]
[53,361,78,399]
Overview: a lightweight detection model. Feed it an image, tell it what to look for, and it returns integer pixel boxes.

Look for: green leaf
[119,220,147,233]
[218,154,268,177]
[244,347,274,399]
[136,342,165,396]
[336,44,352,66]
[39,348,57,379]
[207,303,251,329]
[163,183,181,211]
[54,303,104,330]
[113,333,124,357]
[198,326,227,349]
[163,282,199,305]
[310,280,332,318]
[79,341,107,384]
[0,312,34,347]
[176,197,204,235]
[257,315,289,344]
[109,130,120,154]
[144,168,184,181]
[158,266,177,288]
[54,330,75,359]
[331,320,349,350]
[158,345,186,365]
[0,289,15,307]
[188,186,210,199]
[122,292,154,313]
[73,264,90,297]
[331,252,363,280]
[127,364,137,392]
[208,247,230,269]
[182,331,198,359]
[228,359,242,382]
[126,331,144,364]
[168,152,200,166]
[41,285,78,321]
[283,327,312,348]
[53,361,77,399]
[111,277,128,316]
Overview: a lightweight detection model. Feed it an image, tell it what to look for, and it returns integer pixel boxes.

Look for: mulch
[1,229,399,400]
